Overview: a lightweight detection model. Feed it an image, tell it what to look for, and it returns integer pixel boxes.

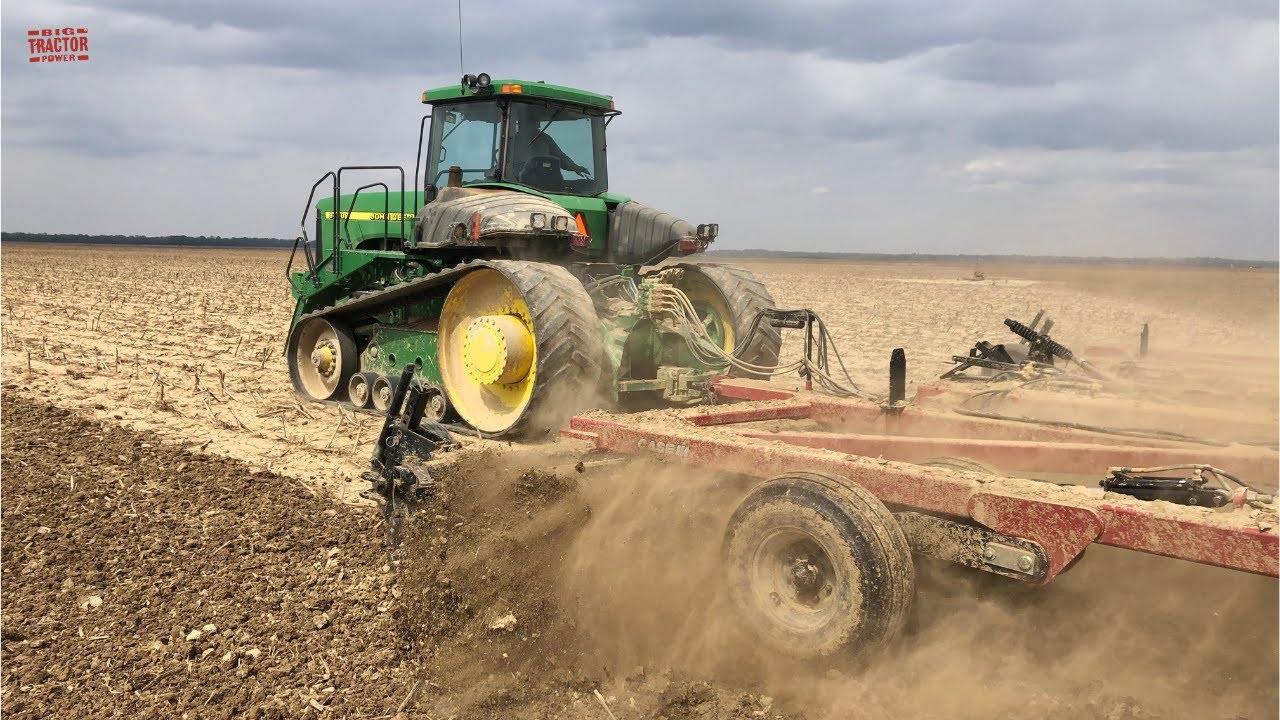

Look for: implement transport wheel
[662,263,781,379]
[723,471,914,662]
[288,317,357,401]
[438,261,604,437]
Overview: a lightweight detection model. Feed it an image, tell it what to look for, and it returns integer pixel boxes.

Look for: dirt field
[2,243,1277,718]
[1,245,1275,492]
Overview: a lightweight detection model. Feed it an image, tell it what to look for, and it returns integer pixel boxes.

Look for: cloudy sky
[2,0,1276,258]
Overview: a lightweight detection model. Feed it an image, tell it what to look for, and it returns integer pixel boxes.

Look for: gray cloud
[616,0,1272,63]
[57,0,629,70]
[1,0,1275,259]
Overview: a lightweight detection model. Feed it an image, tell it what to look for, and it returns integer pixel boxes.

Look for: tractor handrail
[298,170,337,274]
[333,165,407,273]
[285,235,318,285]
[344,182,390,250]
[413,114,431,211]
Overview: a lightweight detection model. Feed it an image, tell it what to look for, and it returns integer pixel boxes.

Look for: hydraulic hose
[650,285,874,399]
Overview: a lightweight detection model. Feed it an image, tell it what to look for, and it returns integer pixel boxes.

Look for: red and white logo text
[27,27,90,63]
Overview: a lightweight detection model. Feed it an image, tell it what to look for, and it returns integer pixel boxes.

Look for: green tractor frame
[286,73,781,436]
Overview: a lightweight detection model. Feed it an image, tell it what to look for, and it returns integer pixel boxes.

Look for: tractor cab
[421,75,616,201]
[287,72,749,445]
[287,73,719,324]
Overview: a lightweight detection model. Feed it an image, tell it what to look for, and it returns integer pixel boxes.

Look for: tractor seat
[517,156,563,190]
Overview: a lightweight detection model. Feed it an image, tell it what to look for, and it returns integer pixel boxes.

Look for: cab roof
[421,78,617,113]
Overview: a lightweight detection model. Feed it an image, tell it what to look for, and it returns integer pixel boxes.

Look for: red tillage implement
[566,377,1278,580]
[562,376,1277,659]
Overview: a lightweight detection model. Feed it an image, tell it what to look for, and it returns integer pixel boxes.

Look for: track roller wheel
[723,471,914,662]
[288,318,357,401]
[348,372,374,409]
[438,261,604,437]
[660,263,781,379]
[422,386,449,423]
[371,375,398,413]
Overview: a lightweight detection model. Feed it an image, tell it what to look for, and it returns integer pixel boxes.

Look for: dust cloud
[557,458,1278,720]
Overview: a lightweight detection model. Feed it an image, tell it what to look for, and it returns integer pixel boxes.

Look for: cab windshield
[425,98,608,196]
[425,100,503,188]
[503,100,607,195]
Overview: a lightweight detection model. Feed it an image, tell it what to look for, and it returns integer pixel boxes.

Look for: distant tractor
[286,73,781,435]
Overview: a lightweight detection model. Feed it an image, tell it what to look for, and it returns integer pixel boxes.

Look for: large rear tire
[661,263,781,379]
[437,260,604,437]
[723,471,914,662]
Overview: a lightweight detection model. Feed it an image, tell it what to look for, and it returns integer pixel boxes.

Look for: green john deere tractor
[286,73,781,436]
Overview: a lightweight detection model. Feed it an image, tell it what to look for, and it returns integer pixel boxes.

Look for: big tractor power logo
[27,27,90,63]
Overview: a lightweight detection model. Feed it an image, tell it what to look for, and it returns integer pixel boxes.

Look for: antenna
[456,0,465,76]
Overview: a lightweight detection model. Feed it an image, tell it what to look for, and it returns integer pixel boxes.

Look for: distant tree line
[707,248,1278,269]
[1,232,293,249]
[1,232,1273,267]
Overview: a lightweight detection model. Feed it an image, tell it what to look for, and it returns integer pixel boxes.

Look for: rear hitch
[739,308,869,398]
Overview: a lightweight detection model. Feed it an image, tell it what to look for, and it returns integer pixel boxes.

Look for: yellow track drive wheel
[288,317,357,401]
[438,261,604,437]
[664,263,782,379]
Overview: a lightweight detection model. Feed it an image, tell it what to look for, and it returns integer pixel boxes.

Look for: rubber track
[672,263,782,379]
[479,260,604,438]
[290,259,604,438]
[294,258,501,327]
[286,259,496,418]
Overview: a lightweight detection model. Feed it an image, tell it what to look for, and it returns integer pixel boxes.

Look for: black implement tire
[663,263,781,379]
[723,471,914,662]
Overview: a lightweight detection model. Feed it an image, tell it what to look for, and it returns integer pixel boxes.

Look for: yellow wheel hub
[438,268,539,434]
[677,272,736,354]
[461,315,534,385]
[310,342,336,376]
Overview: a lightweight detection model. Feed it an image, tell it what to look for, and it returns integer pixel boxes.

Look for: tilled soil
[4,397,1277,718]
[0,397,792,719]
[0,397,417,719]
